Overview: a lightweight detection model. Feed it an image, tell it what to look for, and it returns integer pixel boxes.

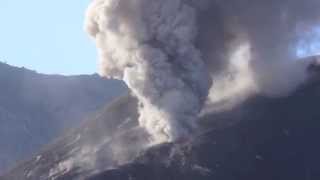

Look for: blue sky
[0,0,97,75]
[297,27,320,57]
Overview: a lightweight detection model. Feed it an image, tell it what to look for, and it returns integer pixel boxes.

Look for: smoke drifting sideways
[85,0,320,144]
[198,0,320,111]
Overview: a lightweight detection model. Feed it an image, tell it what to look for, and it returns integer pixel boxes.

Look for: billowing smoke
[85,0,211,144]
[225,0,320,95]
[85,0,320,144]
[196,0,320,109]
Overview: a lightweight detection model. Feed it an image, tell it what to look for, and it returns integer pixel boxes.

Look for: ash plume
[85,0,320,144]
[210,0,320,96]
[85,0,211,144]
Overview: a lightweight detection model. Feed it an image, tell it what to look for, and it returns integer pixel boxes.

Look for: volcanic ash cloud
[85,0,211,144]
[85,0,320,144]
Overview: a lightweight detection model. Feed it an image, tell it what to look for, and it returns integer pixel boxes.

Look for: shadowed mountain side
[0,62,127,173]
[0,95,147,180]
[87,74,320,180]
[2,58,320,180]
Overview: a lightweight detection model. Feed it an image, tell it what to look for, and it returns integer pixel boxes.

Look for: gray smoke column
[85,0,211,144]
[85,0,320,144]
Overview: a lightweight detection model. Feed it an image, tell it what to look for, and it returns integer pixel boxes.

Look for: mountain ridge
[0,62,127,173]
[87,73,320,180]
[2,58,320,179]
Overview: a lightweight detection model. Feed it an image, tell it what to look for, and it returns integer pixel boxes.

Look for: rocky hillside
[0,62,127,173]
[2,58,320,180]
[89,79,320,180]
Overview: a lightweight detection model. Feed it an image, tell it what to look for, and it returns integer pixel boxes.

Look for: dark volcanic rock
[2,60,320,180]
[87,78,320,180]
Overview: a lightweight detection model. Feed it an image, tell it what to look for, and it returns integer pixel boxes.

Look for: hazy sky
[0,0,97,75]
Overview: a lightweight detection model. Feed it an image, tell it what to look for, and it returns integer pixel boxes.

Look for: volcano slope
[87,73,320,180]
[0,62,126,173]
[2,64,320,180]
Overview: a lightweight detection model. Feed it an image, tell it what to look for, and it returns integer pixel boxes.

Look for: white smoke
[203,40,257,113]
[85,0,320,144]
[85,0,211,144]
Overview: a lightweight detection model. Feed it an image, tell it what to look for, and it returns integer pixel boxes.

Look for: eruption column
[85,0,211,144]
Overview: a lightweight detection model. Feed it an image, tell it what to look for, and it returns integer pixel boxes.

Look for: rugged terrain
[0,62,126,173]
[2,59,320,180]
